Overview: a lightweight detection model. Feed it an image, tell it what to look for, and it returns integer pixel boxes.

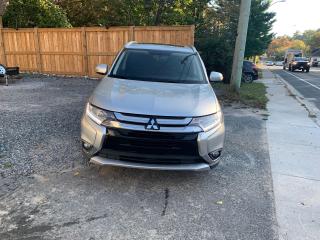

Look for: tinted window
[109,49,206,84]
[243,61,252,66]
[294,57,308,61]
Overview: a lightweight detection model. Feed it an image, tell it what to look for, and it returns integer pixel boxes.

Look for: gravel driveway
[0,76,277,240]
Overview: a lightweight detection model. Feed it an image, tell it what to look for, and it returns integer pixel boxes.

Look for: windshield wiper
[181,53,197,64]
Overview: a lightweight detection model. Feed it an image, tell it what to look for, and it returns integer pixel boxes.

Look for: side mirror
[95,64,108,75]
[209,71,223,82]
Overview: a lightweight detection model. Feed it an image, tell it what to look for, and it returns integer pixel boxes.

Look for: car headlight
[307,62,311,65]
[86,103,116,125]
[190,111,223,132]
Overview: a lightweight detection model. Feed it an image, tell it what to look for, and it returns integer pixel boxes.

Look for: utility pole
[230,0,252,92]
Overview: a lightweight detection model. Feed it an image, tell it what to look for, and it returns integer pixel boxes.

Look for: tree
[267,37,309,60]
[308,31,320,51]
[196,0,275,81]
[55,0,210,27]
[3,0,71,28]
[245,0,275,57]
[0,1,7,27]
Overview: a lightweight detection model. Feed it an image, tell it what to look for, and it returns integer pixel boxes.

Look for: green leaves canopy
[3,0,71,28]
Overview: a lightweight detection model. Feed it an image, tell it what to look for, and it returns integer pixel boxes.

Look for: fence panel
[3,29,37,71]
[0,25,194,77]
[86,27,131,76]
[38,28,84,75]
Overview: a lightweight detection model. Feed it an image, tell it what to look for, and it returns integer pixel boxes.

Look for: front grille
[296,62,308,67]
[98,128,204,164]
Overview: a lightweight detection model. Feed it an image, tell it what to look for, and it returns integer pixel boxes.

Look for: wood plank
[82,27,88,76]
[34,28,42,72]
[0,25,194,76]
[0,28,7,66]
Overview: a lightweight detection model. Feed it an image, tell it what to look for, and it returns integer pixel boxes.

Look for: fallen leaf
[74,171,80,176]
[216,200,223,205]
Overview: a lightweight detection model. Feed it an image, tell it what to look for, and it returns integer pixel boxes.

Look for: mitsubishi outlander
[81,42,225,171]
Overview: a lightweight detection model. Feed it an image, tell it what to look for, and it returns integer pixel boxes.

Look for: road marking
[284,71,320,91]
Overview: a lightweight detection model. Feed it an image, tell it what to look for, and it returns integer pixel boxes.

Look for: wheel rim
[0,65,6,75]
[243,74,253,83]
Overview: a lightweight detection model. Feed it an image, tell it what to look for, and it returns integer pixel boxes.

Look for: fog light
[83,142,93,150]
[208,150,221,160]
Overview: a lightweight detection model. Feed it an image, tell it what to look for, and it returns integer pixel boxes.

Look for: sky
[269,0,320,36]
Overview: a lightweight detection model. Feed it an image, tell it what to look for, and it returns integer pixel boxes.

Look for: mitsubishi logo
[145,118,160,130]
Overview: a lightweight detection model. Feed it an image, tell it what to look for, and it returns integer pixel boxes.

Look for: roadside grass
[212,82,268,109]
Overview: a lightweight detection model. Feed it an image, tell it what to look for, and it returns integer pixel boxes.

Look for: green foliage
[245,0,275,57]
[292,29,320,52]
[307,31,320,51]
[3,0,71,28]
[268,36,309,60]
[55,0,209,27]
[196,0,275,82]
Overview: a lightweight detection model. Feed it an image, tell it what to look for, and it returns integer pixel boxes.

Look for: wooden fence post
[82,27,88,76]
[130,26,135,41]
[0,27,7,66]
[34,27,42,72]
[190,25,195,45]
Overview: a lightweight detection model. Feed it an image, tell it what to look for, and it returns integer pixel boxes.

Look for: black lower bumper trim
[98,128,204,165]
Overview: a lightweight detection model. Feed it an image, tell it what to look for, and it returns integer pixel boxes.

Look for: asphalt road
[272,67,320,110]
[0,76,277,240]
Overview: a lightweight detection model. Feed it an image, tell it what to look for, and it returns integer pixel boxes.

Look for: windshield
[294,57,308,61]
[109,49,206,84]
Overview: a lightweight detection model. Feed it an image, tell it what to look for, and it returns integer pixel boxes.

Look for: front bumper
[292,63,309,69]
[90,156,210,171]
[81,114,225,171]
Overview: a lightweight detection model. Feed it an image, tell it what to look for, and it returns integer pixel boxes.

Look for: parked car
[242,60,259,83]
[310,57,319,67]
[287,57,310,72]
[81,42,225,171]
[265,61,274,66]
[275,61,283,66]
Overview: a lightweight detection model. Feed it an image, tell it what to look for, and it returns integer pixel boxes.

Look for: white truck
[283,49,310,72]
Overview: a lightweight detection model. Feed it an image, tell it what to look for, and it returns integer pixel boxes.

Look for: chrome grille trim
[114,112,192,126]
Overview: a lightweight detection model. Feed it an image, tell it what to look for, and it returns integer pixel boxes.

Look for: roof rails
[125,41,138,47]
[186,45,196,53]
[124,41,196,52]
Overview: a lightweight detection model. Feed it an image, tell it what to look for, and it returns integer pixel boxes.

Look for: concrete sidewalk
[262,70,320,240]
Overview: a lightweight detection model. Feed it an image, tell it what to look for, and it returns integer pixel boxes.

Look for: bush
[3,0,71,28]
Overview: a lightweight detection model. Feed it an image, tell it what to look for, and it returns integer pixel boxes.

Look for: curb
[273,72,320,126]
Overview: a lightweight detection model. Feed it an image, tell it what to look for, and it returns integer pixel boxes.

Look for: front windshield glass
[294,57,308,61]
[109,49,206,84]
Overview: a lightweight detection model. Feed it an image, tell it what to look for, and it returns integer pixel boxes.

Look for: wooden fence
[0,25,194,77]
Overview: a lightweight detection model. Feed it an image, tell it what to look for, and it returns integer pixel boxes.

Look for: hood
[90,77,218,117]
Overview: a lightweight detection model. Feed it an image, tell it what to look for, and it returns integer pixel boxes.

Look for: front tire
[242,73,254,83]
[81,145,92,166]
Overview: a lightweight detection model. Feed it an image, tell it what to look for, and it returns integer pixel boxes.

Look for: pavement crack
[61,219,81,227]
[86,213,108,222]
[275,172,320,182]
[161,188,169,216]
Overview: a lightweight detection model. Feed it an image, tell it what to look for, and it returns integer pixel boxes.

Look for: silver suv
[81,42,225,171]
